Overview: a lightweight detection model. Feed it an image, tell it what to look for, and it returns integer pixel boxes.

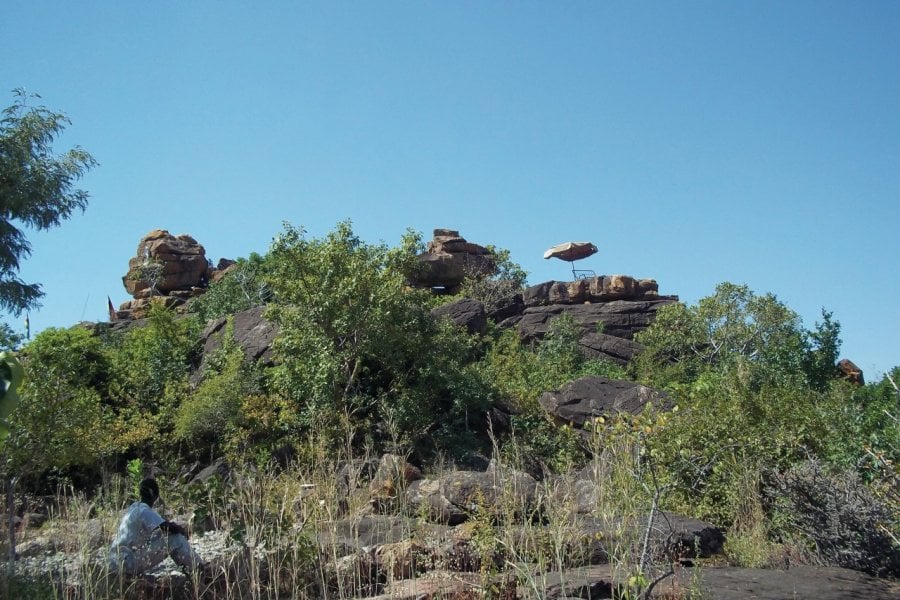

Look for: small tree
[0,89,96,315]
[632,282,840,391]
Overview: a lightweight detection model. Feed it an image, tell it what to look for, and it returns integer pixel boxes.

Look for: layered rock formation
[494,275,679,365]
[410,229,494,292]
[116,230,230,320]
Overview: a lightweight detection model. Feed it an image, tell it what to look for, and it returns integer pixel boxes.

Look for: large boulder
[193,305,278,384]
[539,376,670,430]
[516,300,675,342]
[430,298,488,335]
[122,230,209,296]
[410,229,494,291]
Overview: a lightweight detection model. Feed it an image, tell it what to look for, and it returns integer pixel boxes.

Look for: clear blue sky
[2,1,898,379]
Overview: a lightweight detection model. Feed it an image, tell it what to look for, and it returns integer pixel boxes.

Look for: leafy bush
[175,319,258,454]
[632,282,840,391]
[189,252,271,322]
[106,301,200,453]
[479,315,627,473]
[264,222,490,456]
[9,327,111,478]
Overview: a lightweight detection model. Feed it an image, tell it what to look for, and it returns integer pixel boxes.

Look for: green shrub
[175,319,265,457]
[106,301,200,453]
[632,282,840,391]
[189,252,271,322]
[263,222,490,457]
[9,327,111,478]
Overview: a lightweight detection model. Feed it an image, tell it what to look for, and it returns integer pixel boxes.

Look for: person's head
[139,478,160,506]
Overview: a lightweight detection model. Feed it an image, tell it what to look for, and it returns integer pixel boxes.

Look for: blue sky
[2,1,898,379]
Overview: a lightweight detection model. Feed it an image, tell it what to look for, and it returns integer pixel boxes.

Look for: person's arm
[158,520,188,537]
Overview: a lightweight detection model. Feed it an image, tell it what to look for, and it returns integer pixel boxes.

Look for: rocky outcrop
[192,305,278,384]
[489,275,678,364]
[116,230,231,320]
[430,298,488,335]
[410,229,494,292]
[837,358,865,385]
[523,275,665,307]
[539,376,671,430]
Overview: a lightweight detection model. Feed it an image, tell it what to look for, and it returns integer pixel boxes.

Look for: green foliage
[175,319,258,453]
[0,350,24,441]
[633,282,840,391]
[481,315,626,409]
[264,221,488,454]
[0,89,96,315]
[458,244,528,312]
[479,315,627,472]
[107,302,200,452]
[0,321,23,351]
[126,457,143,498]
[189,252,271,322]
[9,327,109,474]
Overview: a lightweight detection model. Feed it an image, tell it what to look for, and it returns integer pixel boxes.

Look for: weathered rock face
[492,276,678,364]
[192,305,278,384]
[410,229,494,291]
[524,275,663,307]
[837,358,865,385]
[539,376,670,430]
[115,230,233,321]
[430,297,488,335]
[123,229,208,296]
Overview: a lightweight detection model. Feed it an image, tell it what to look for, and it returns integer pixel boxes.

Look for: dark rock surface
[517,300,675,343]
[672,565,900,600]
[192,305,277,383]
[539,376,670,429]
[430,297,488,335]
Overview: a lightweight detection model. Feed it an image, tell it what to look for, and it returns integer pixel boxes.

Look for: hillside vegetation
[2,222,897,598]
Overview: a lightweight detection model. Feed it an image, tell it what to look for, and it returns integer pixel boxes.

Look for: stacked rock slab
[118,230,222,320]
[502,274,679,365]
[410,229,494,292]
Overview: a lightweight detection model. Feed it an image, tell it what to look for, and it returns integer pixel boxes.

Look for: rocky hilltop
[116,229,232,320]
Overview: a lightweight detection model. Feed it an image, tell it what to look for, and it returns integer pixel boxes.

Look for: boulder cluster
[115,230,233,320]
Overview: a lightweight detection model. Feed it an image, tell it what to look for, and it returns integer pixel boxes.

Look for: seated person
[109,477,204,576]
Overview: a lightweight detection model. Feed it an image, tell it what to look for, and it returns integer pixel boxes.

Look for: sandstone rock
[539,376,670,430]
[579,332,644,365]
[549,280,587,304]
[122,230,209,296]
[517,299,676,343]
[117,295,186,320]
[364,570,486,600]
[430,298,488,335]
[668,565,900,600]
[485,292,525,323]
[527,276,665,307]
[837,358,865,385]
[369,454,424,500]
[410,229,494,290]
